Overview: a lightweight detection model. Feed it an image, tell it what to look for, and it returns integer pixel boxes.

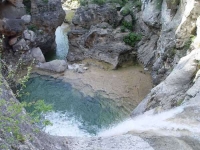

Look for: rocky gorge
[0,0,200,149]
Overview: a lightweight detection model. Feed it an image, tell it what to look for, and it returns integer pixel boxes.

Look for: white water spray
[98,105,200,137]
[44,111,90,137]
[55,24,69,60]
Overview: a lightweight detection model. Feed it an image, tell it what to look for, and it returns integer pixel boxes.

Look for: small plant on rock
[123,32,142,47]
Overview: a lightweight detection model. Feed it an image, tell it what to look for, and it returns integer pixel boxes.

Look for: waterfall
[45,23,69,61]
[55,24,69,60]
[98,105,200,137]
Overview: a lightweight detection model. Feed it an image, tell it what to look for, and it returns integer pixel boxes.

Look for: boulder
[31,47,46,63]
[72,4,120,28]
[12,38,28,51]
[0,18,25,36]
[21,15,31,24]
[37,60,67,73]
[9,36,18,46]
[23,30,36,42]
[123,15,132,23]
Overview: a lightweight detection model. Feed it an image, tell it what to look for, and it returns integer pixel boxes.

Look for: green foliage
[22,100,53,127]
[122,21,133,30]
[0,99,26,147]
[42,0,48,3]
[120,26,126,32]
[184,35,196,50]
[16,65,32,98]
[0,98,52,149]
[134,0,142,9]
[123,32,142,47]
[120,6,130,16]
[156,0,163,10]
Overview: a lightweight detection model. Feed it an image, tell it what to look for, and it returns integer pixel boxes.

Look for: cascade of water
[55,24,69,60]
[98,105,200,137]
[45,23,69,61]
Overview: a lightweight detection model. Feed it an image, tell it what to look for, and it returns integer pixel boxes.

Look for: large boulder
[37,60,67,72]
[31,47,46,63]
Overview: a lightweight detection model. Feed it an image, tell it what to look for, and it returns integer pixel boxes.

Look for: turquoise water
[19,75,128,136]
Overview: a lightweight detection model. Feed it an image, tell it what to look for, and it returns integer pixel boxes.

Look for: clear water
[45,25,69,61]
[19,75,128,136]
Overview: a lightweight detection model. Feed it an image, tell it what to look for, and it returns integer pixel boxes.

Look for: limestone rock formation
[29,0,65,52]
[133,0,200,115]
[68,4,135,68]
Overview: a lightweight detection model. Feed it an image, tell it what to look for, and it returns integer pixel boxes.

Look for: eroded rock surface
[68,4,135,68]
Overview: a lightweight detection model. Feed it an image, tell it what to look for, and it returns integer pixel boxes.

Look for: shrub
[123,32,142,47]
[120,26,126,32]
[120,6,130,16]
[122,21,133,30]
[79,0,88,6]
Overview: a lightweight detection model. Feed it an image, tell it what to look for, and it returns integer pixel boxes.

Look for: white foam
[44,111,90,137]
[98,105,200,137]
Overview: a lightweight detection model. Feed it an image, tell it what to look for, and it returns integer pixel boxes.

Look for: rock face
[132,0,200,114]
[68,4,135,68]
[30,0,65,52]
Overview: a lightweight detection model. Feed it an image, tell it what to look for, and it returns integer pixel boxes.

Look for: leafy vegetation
[122,21,133,30]
[123,32,142,47]
[0,37,52,149]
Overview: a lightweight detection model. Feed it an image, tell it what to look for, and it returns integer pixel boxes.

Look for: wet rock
[37,60,67,73]
[31,47,45,63]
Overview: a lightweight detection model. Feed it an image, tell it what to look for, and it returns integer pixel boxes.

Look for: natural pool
[19,75,129,137]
